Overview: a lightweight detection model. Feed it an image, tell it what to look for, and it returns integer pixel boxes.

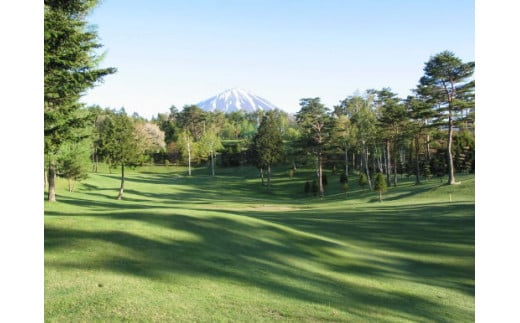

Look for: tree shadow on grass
[45,201,474,321]
[248,202,474,295]
[46,168,474,320]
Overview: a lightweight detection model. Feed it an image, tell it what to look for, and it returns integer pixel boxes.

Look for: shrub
[341,182,349,197]
[359,173,368,188]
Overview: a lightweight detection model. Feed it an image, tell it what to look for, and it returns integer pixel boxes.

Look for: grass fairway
[44,166,474,322]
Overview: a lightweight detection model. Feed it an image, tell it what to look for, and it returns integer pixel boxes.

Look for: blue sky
[81,0,474,118]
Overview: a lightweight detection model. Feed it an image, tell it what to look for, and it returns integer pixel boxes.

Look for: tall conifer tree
[44,0,116,201]
[417,51,474,185]
[296,98,331,197]
[251,111,284,192]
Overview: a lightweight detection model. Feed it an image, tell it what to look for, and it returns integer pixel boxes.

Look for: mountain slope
[197,88,280,113]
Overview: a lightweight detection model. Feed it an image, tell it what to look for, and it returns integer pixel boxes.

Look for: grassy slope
[45,165,474,322]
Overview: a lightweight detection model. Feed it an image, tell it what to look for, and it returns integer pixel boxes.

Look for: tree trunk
[68,178,73,192]
[372,145,377,176]
[318,153,324,197]
[382,144,387,174]
[344,146,349,176]
[47,162,56,202]
[117,163,125,200]
[188,140,192,176]
[260,167,265,185]
[377,146,383,173]
[425,134,431,163]
[414,135,421,185]
[210,150,215,176]
[267,164,271,192]
[92,148,98,173]
[393,148,398,187]
[447,111,457,184]
[379,191,382,202]
[362,142,372,191]
[352,151,356,172]
[385,139,392,187]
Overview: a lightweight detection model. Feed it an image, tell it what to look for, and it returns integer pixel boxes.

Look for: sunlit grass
[45,165,474,322]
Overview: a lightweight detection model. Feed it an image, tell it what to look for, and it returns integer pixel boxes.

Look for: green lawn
[45,165,475,322]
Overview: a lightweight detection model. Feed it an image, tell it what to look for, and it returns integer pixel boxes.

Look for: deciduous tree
[199,127,224,176]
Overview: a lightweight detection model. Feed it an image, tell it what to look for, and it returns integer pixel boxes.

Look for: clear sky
[81,0,474,118]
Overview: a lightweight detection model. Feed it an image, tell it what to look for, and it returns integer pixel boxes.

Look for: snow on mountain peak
[197,88,280,113]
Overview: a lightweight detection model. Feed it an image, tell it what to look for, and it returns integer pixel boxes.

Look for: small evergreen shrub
[341,182,349,196]
[374,173,387,202]
[359,173,368,188]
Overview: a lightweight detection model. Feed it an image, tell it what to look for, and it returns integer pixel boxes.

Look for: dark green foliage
[311,180,318,196]
[296,98,332,198]
[321,173,328,186]
[56,139,91,191]
[221,141,245,167]
[44,0,116,155]
[418,51,474,184]
[339,173,348,184]
[177,105,207,141]
[155,106,179,144]
[430,150,448,178]
[251,111,284,171]
[98,109,141,168]
[44,0,116,201]
[304,181,310,194]
[422,163,432,179]
[453,130,475,174]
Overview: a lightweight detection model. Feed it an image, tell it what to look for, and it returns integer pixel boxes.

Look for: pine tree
[296,98,332,197]
[44,0,116,201]
[417,51,474,185]
[251,111,284,192]
[98,109,141,200]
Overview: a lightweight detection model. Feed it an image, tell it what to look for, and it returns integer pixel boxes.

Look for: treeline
[45,50,474,201]
[44,0,474,201]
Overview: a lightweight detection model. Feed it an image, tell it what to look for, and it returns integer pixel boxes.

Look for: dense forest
[44,0,474,202]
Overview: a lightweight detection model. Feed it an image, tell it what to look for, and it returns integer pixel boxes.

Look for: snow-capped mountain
[197,88,280,113]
